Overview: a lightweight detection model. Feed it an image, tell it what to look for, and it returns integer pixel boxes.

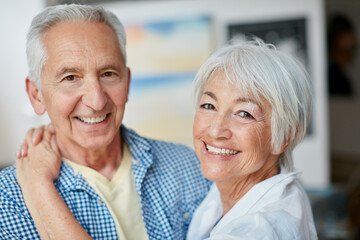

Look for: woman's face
[193,71,279,183]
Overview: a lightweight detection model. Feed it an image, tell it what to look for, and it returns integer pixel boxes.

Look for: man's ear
[26,77,46,115]
[126,67,131,102]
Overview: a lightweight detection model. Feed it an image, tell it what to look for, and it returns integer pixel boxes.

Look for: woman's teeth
[77,115,107,124]
[206,144,239,156]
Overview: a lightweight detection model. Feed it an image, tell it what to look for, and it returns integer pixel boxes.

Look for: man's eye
[64,75,75,81]
[102,72,114,77]
[239,111,254,119]
[200,103,215,110]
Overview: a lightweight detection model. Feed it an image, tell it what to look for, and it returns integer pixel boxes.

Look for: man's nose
[82,78,107,111]
[208,114,232,139]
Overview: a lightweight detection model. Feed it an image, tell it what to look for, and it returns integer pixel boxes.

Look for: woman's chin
[200,165,229,182]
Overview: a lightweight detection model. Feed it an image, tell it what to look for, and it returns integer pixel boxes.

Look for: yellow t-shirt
[64,143,148,240]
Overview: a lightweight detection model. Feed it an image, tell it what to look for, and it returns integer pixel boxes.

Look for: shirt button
[183,212,190,219]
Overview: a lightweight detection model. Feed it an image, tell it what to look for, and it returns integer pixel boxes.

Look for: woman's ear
[271,142,289,156]
[274,129,298,155]
[26,77,46,115]
[279,140,291,154]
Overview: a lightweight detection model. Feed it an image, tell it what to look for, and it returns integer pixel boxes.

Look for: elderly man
[0,4,209,240]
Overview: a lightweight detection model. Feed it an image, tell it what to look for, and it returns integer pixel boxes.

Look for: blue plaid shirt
[0,126,211,240]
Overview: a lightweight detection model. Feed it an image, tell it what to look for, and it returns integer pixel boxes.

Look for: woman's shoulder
[211,172,317,239]
[210,210,317,239]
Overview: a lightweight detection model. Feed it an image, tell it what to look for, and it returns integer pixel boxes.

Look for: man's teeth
[77,115,107,124]
[206,145,239,156]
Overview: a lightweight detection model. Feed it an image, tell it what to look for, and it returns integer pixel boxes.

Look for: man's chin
[75,132,120,150]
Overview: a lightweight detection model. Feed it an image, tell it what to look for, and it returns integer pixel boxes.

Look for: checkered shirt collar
[54,125,154,195]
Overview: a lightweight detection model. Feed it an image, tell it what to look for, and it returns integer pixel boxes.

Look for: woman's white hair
[26,4,127,88]
[194,39,312,171]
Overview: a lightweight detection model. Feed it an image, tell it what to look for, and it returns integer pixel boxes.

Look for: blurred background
[0,0,359,239]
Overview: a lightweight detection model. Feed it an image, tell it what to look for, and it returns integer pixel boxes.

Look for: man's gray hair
[194,39,312,172]
[26,4,127,87]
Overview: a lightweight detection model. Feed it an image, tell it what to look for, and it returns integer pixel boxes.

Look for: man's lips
[75,114,109,124]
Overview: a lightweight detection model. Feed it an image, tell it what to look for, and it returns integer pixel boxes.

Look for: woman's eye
[200,103,215,110]
[239,111,254,119]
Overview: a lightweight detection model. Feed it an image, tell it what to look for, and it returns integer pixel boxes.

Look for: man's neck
[58,133,123,181]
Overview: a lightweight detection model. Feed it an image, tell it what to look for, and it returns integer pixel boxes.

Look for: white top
[64,143,148,240]
[187,170,318,240]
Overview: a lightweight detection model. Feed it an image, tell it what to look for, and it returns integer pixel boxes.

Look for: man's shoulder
[0,166,20,196]
[148,138,195,156]
[0,166,43,238]
[0,166,30,222]
[122,126,197,161]
[0,165,16,178]
[0,166,28,212]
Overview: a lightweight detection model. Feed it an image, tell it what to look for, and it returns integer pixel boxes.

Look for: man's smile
[76,114,109,124]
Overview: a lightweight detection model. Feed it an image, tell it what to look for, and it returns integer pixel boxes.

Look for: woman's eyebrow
[203,91,217,101]
[235,97,256,104]
[235,97,264,112]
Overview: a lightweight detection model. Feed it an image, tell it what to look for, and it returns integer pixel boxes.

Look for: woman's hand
[15,125,92,240]
[16,124,61,186]
[17,124,55,158]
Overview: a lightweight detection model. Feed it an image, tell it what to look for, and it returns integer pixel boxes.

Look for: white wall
[0,0,47,169]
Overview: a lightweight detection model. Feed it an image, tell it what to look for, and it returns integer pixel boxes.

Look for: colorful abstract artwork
[122,16,213,145]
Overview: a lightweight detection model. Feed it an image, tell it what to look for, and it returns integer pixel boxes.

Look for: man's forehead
[41,21,124,68]
[42,20,118,48]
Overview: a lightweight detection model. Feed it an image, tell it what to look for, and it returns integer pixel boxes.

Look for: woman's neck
[216,158,279,215]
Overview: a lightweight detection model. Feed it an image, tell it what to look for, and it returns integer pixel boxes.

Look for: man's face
[34,21,129,152]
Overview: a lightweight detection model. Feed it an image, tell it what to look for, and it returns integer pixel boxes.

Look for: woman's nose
[208,114,232,139]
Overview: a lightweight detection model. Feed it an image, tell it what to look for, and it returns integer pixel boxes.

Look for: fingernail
[21,149,25,156]
[16,150,20,158]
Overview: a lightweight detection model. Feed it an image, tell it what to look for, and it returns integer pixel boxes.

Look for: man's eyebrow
[100,65,121,71]
[55,67,81,78]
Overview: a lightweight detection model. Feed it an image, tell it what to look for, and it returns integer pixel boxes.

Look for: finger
[48,123,56,134]
[32,125,45,145]
[25,128,35,148]
[50,135,60,154]
[43,125,52,144]
[14,155,24,168]
[18,140,29,158]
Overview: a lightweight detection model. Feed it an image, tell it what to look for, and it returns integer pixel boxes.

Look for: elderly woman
[187,40,317,239]
[16,40,317,239]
